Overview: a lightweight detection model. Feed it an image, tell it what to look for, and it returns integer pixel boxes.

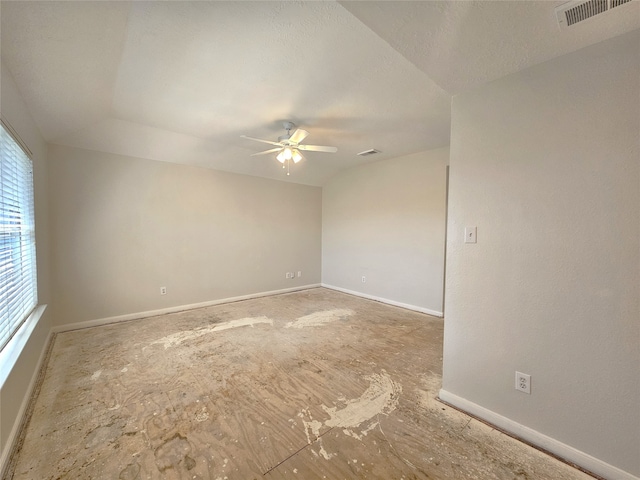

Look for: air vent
[611,0,633,7]
[556,0,633,29]
[357,149,380,157]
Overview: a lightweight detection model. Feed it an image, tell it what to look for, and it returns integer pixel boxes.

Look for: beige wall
[442,31,639,478]
[322,148,448,315]
[47,144,322,327]
[0,62,52,462]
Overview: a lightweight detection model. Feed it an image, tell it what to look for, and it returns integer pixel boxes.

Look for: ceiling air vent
[357,149,380,157]
[556,0,633,29]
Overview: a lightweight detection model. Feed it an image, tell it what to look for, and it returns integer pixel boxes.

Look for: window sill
[0,304,47,389]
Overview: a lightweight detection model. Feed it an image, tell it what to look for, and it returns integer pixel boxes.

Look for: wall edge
[321,283,444,317]
[52,284,322,333]
[438,389,639,480]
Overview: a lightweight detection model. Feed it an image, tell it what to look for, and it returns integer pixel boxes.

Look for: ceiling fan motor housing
[279,121,295,143]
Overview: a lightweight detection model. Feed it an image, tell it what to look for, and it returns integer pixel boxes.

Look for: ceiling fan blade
[297,144,338,153]
[240,135,282,147]
[250,147,283,156]
[288,129,309,145]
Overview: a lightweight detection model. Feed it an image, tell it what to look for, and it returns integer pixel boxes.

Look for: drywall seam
[321,283,444,318]
[52,284,321,333]
[438,389,639,480]
[0,329,54,478]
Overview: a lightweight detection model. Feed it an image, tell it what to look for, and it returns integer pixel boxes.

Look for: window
[0,121,37,352]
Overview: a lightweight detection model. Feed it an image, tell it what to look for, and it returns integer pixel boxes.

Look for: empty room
[0,1,638,479]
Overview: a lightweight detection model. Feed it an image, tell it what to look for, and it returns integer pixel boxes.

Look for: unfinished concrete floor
[6,288,594,480]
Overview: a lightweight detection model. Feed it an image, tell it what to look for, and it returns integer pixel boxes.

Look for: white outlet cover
[515,371,531,394]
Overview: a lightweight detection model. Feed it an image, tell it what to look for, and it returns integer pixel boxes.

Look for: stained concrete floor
[6,288,594,479]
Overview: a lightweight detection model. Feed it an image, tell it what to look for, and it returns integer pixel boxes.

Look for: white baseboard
[53,284,321,333]
[321,283,443,318]
[0,329,54,477]
[438,389,639,480]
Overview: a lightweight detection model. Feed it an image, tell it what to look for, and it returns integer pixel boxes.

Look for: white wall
[441,30,639,479]
[47,144,322,327]
[0,62,52,465]
[322,148,448,315]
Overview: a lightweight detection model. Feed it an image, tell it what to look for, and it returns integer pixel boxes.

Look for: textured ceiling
[1,1,638,186]
[341,0,640,94]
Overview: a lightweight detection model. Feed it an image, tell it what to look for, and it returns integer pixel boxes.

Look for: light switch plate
[465,226,477,243]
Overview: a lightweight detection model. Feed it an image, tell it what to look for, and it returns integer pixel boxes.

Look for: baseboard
[52,284,321,333]
[321,283,443,318]
[438,389,639,480]
[0,329,54,478]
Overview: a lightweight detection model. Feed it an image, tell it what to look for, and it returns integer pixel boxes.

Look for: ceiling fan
[241,122,337,175]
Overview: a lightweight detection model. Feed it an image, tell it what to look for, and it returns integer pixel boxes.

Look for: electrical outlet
[361,275,366,283]
[515,371,531,394]
[285,272,291,279]
[297,271,302,277]
[160,286,167,295]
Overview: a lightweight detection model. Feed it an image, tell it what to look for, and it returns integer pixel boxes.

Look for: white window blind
[0,122,37,352]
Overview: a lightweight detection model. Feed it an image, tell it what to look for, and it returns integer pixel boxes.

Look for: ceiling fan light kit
[242,122,337,176]
[276,147,302,164]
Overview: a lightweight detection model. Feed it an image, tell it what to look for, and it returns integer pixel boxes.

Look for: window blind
[0,122,37,352]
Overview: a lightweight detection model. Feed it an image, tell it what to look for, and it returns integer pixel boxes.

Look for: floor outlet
[515,371,531,394]
[160,286,167,295]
